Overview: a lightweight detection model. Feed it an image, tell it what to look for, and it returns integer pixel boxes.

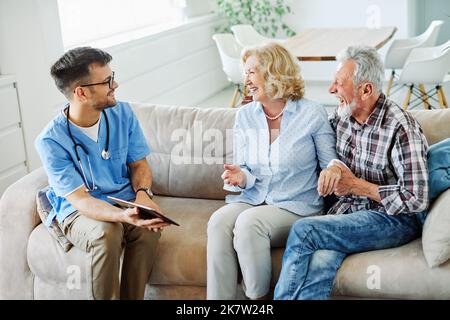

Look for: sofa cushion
[27,194,450,299]
[332,238,450,299]
[410,109,450,145]
[272,240,450,299]
[28,195,225,290]
[422,188,450,267]
[131,103,237,200]
[149,196,226,286]
[36,187,72,252]
[152,196,450,299]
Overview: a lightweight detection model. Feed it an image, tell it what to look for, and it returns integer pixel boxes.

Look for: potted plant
[214,0,296,37]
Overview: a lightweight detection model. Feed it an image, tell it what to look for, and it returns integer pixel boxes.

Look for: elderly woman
[206,43,338,300]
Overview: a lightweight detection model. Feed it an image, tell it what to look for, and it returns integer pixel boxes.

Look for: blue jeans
[274,210,426,300]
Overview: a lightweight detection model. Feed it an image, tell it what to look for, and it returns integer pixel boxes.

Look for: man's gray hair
[337,46,384,93]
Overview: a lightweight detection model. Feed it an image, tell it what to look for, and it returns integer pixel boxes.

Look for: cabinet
[0,75,28,195]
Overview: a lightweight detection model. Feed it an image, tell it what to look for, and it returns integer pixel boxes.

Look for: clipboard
[107,196,180,226]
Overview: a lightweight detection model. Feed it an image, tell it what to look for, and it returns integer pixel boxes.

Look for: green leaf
[275,7,285,17]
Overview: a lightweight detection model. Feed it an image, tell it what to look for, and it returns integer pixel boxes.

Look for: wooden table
[283,26,397,61]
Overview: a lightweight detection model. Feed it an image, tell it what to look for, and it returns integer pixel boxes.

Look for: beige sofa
[1,102,450,300]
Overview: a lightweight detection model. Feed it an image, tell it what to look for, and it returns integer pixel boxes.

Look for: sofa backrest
[409,109,450,145]
[131,103,237,200]
[131,102,450,200]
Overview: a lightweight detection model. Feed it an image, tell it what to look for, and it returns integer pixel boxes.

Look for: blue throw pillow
[428,137,450,201]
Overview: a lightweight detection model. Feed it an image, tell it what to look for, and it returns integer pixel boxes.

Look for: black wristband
[135,187,154,199]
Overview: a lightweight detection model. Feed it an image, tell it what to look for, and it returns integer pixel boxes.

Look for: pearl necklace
[263,108,284,121]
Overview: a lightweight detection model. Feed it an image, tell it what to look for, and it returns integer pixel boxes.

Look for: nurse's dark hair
[50,46,112,98]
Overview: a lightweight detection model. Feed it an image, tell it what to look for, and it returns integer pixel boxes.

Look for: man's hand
[318,165,342,196]
[135,192,162,213]
[333,162,359,196]
[222,164,246,188]
[128,158,168,232]
[133,193,169,232]
[121,207,169,232]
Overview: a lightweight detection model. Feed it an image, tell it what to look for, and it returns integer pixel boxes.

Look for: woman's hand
[317,165,342,196]
[222,164,247,188]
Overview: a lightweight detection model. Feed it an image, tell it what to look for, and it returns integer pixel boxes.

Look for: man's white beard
[337,100,356,119]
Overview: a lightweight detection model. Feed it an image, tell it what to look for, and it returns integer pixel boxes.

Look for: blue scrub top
[35,101,150,226]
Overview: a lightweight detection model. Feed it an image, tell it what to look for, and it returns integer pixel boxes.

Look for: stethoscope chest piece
[66,104,111,191]
[101,149,110,160]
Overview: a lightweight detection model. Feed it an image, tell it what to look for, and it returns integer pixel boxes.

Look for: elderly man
[274,46,429,300]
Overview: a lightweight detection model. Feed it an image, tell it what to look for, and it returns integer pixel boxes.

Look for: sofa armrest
[0,167,48,299]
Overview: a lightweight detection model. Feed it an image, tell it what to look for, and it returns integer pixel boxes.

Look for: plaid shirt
[328,94,429,215]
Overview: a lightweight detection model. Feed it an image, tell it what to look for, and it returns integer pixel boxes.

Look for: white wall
[286,0,410,36]
[414,0,450,44]
[108,15,228,106]
[0,0,64,171]
[0,1,227,171]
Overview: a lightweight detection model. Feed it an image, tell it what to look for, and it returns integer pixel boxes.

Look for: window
[57,0,187,49]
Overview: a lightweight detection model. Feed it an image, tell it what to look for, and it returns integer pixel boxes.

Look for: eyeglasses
[79,71,115,89]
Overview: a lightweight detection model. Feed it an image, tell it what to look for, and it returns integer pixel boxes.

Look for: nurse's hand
[222,164,246,188]
[318,165,342,196]
[134,193,167,232]
[134,194,162,214]
[122,208,170,232]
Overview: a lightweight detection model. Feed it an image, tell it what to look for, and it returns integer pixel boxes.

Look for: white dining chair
[399,40,450,110]
[212,33,244,107]
[385,20,444,96]
[230,24,283,47]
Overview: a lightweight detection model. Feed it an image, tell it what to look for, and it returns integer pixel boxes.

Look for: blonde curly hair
[242,42,305,101]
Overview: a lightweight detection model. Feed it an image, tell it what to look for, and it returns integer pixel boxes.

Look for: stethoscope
[66,104,110,191]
